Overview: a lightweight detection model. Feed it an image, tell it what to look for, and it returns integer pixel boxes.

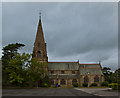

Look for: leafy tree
[102,67,111,75]
[2,43,25,69]
[102,67,116,83]
[115,68,120,79]
[2,43,49,88]
[6,53,31,87]
[102,67,120,83]
[2,43,25,86]
[26,58,48,87]
[114,68,120,83]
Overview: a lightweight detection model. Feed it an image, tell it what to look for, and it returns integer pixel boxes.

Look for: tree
[2,43,25,86]
[6,53,31,87]
[115,68,120,79]
[2,43,49,88]
[102,67,117,83]
[102,67,111,75]
[114,68,120,83]
[26,58,48,87]
[2,43,25,69]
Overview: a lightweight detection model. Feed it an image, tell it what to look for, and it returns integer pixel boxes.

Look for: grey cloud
[2,2,118,71]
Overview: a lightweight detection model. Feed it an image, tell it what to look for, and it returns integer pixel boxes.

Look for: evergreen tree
[2,43,25,86]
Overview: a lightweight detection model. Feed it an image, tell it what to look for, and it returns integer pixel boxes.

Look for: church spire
[32,13,48,62]
[35,12,45,44]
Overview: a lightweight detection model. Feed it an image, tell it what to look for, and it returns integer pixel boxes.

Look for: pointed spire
[35,11,45,44]
[32,12,48,62]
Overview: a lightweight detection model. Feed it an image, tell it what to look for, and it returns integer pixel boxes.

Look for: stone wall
[49,70,104,87]
[80,75,104,87]
[51,78,79,87]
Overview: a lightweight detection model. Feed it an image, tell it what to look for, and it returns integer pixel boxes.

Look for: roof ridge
[48,62,78,63]
[79,64,100,65]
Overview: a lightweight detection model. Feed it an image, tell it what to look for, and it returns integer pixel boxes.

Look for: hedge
[82,83,88,87]
[90,83,97,87]
[101,81,108,87]
[72,83,78,87]
[41,83,49,87]
[108,83,120,90]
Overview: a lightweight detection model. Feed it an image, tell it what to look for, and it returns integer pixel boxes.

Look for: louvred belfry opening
[32,15,48,62]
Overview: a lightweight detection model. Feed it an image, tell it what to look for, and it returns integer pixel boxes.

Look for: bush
[72,82,78,87]
[101,81,108,87]
[90,83,97,87]
[41,83,49,87]
[117,80,120,84]
[82,83,88,87]
[42,76,50,87]
[108,83,120,90]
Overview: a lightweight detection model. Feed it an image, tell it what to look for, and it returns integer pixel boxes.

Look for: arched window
[94,76,99,82]
[60,79,66,85]
[84,76,89,83]
[37,51,41,58]
[50,79,54,85]
[72,79,77,84]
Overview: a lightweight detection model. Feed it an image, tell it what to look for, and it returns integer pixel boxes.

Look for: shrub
[117,80,120,90]
[42,76,50,87]
[82,83,88,87]
[101,81,108,87]
[117,80,120,84]
[41,83,49,87]
[118,84,120,90]
[90,83,97,87]
[72,82,78,87]
[108,83,120,90]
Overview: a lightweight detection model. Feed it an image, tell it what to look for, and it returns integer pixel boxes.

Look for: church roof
[48,62,79,70]
[79,64,103,75]
[79,68,103,75]
[48,61,103,75]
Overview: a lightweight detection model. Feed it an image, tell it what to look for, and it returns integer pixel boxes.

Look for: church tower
[32,14,48,62]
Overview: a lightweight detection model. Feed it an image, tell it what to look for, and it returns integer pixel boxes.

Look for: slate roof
[79,68,103,75]
[79,64,103,75]
[48,62,79,70]
[48,62,103,75]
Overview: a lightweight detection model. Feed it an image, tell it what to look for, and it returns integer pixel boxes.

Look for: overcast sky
[2,2,118,71]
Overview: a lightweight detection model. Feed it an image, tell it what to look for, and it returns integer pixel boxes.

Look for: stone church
[32,15,104,87]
